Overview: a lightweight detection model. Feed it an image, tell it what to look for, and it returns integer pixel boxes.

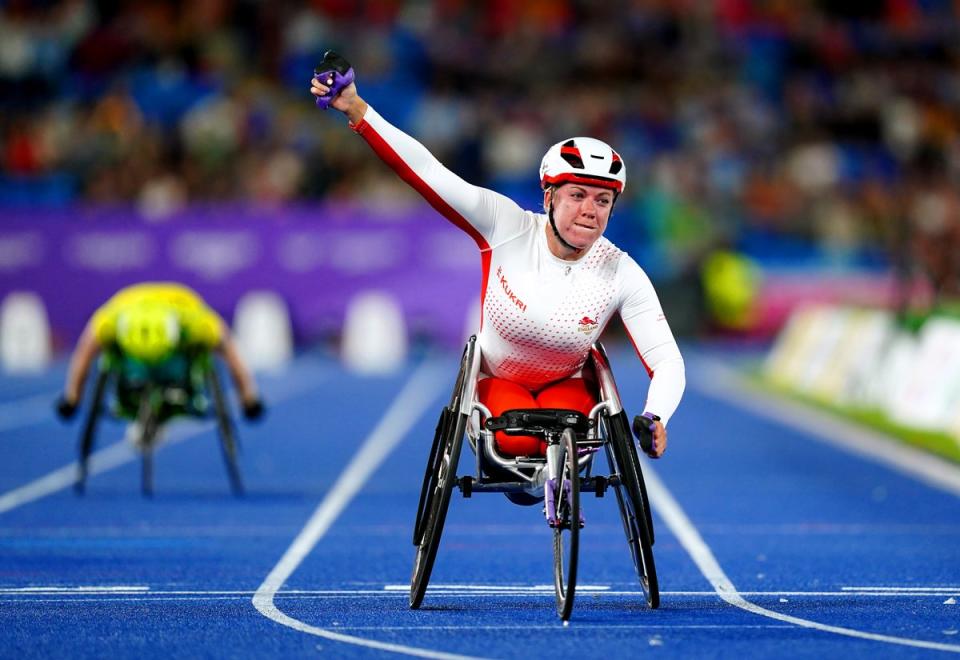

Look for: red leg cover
[476,378,543,456]
[535,378,597,417]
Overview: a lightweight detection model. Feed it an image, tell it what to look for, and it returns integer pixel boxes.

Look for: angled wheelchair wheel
[410,409,466,609]
[413,406,450,545]
[411,338,474,575]
[552,427,580,621]
[604,411,659,609]
[135,386,162,498]
[206,366,245,496]
[75,369,110,495]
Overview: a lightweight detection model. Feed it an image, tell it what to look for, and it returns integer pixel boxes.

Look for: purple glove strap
[313,67,355,109]
[642,411,657,431]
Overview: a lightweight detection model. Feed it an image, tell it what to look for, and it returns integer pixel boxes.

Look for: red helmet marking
[541,172,623,193]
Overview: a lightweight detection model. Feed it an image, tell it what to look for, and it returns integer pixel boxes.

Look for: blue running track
[1,346,958,659]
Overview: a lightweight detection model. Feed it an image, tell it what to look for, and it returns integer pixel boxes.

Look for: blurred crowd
[2,0,959,311]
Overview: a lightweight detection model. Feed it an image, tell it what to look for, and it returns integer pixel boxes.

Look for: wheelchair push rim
[551,427,580,621]
[414,339,474,545]
[605,412,660,609]
[410,409,466,609]
[414,407,451,546]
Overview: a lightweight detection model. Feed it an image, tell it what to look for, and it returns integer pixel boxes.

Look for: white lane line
[0,585,149,593]
[252,359,481,660]
[327,624,794,631]
[0,361,331,516]
[0,391,60,433]
[8,592,960,604]
[843,587,960,593]
[382,584,610,592]
[5,587,960,602]
[690,359,960,497]
[644,463,960,653]
[0,439,145,515]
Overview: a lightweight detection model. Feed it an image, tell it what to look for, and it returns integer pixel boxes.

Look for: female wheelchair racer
[56,284,263,496]
[67,343,248,497]
[311,52,684,620]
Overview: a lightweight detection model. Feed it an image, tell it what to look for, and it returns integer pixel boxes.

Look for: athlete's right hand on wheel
[633,413,667,459]
[54,395,77,421]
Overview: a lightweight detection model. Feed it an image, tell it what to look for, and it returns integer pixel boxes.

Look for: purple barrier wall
[0,204,481,350]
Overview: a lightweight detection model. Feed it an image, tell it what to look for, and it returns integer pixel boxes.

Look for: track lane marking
[0,361,331,515]
[0,585,148,593]
[644,463,960,653]
[843,587,960,592]
[5,589,959,598]
[382,584,609,592]
[252,359,482,660]
[690,359,960,497]
[0,391,61,432]
[0,439,145,514]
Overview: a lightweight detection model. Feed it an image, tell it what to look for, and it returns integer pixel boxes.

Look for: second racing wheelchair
[411,336,658,621]
[73,347,245,497]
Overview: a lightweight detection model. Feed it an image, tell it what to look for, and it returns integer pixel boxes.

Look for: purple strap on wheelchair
[545,478,558,527]
[545,478,584,527]
[564,479,585,525]
[313,67,355,109]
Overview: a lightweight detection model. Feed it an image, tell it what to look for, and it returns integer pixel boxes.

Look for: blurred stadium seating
[1,0,958,343]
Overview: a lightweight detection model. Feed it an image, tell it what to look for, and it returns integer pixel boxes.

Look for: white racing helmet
[539,137,626,194]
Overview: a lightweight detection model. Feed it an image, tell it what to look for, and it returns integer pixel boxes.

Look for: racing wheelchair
[74,348,244,497]
[411,336,658,621]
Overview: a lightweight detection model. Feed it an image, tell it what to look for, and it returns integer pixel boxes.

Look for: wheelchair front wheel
[207,366,244,496]
[414,339,474,544]
[606,413,659,609]
[410,409,466,609]
[136,387,162,498]
[552,427,580,621]
[75,369,110,495]
[413,407,450,546]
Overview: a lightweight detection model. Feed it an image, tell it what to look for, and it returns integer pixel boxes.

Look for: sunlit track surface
[1,347,959,658]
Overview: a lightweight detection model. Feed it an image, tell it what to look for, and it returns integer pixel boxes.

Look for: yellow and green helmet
[116,302,181,363]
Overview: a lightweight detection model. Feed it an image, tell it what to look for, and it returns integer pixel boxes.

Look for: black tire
[409,410,466,609]
[207,366,244,496]
[137,388,160,498]
[75,369,110,495]
[413,339,474,545]
[552,427,580,621]
[604,412,659,609]
[413,406,450,546]
[141,446,154,497]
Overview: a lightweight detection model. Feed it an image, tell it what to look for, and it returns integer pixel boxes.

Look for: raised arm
[310,53,526,247]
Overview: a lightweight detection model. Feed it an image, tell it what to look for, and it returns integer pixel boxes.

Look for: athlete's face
[545,183,615,251]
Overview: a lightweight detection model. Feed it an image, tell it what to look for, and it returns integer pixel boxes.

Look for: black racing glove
[55,395,78,421]
[242,398,265,421]
[632,412,659,455]
[315,50,352,77]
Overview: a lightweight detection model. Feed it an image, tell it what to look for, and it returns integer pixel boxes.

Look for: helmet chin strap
[548,197,580,253]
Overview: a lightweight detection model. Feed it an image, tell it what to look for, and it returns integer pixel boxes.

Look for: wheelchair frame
[74,350,244,497]
[410,335,659,620]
